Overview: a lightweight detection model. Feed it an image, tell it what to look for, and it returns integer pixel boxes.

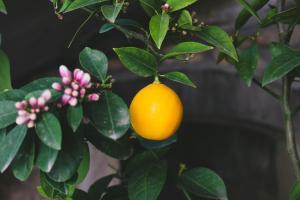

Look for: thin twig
[253,78,280,100]
[68,10,97,48]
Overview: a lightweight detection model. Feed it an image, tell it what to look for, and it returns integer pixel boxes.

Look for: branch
[253,78,280,100]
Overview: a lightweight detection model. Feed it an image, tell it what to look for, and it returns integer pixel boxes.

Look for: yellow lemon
[130,82,183,140]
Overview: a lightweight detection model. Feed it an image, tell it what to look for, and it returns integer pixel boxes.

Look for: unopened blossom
[52,65,100,107]
[15,90,52,128]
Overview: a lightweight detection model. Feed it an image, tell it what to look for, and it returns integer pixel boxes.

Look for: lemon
[130,82,183,140]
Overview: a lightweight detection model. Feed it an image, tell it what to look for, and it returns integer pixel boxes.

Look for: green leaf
[161,42,213,61]
[88,174,114,200]
[36,113,62,150]
[237,0,262,24]
[58,0,72,13]
[79,47,108,82]
[0,49,12,91]
[86,91,130,140]
[37,186,49,199]
[64,0,108,13]
[188,25,238,61]
[0,0,7,14]
[48,135,84,182]
[178,168,228,200]
[114,47,157,77]
[40,172,67,199]
[162,71,196,88]
[149,13,170,49]
[73,189,88,200]
[0,89,26,101]
[138,134,177,149]
[36,143,59,173]
[25,89,61,103]
[235,44,259,86]
[0,100,17,129]
[0,125,28,172]
[290,181,300,200]
[235,0,269,30]
[21,77,60,93]
[76,143,90,184]
[270,6,300,24]
[262,46,300,86]
[67,105,83,132]
[177,10,193,28]
[85,125,133,160]
[99,19,142,34]
[166,0,198,12]
[139,0,161,16]
[12,134,35,181]
[101,1,124,23]
[128,160,167,200]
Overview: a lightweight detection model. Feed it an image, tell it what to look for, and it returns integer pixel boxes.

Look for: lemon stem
[153,75,160,83]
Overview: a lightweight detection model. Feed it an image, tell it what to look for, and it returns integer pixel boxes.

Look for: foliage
[1,0,300,199]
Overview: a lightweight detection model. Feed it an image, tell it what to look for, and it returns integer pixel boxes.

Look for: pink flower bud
[27,120,35,128]
[59,65,72,78]
[62,77,72,85]
[18,110,28,116]
[74,70,84,82]
[69,97,78,106]
[62,94,71,105]
[52,82,62,91]
[44,106,49,111]
[71,82,80,90]
[16,116,28,125]
[29,113,37,121]
[73,68,81,78]
[35,108,40,113]
[15,102,25,110]
[88,93,100,101]
[80,88,86,97]
[29,97,38,108]
[41,90,52,101]
[80,73,91,87]
[72,90,79,97]
[37,97,46,107]
[64,88,72,95]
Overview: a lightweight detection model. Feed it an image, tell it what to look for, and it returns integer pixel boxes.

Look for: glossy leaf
[149,13,170,49]
[21,77,60,93]
[88,174,114,200]
[185,25,238,61]
[138,134,177,149]
[235,44,259,86]
[48,135,84,182]
[178,168,228,200]
[235,0,269,30]
[102,185,129,200]
[166,0,197,12]
[12,134,35,181]
[237,0,262,24]
[67,104,83,132]
[0,49,12,91]
[114,47,157,77]
[36,143,59,173]
[64,0,108,13]
[79,47,108,82]
[162,71,196,88]
[101,1,124,23]
[262,47,300,86]
[139,0,161,16]
[128,160,167,200]
[86,91,130,140]
[40,172,67,199]
[85,125,133,160]
[0,89,27,101]
[177,10,193,27]
[0,125,27,172]
[99,19,142,34]
[76,143,90,184]
[290,181,300,200]
[161,42,213,61]
[0,0,7,14]
[0,100,17,129]
[36,113,62,150]
[269,6,300,24]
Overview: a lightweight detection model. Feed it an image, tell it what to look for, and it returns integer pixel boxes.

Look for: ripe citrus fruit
[130,82,183,140]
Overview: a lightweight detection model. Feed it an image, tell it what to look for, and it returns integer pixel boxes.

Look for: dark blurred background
[1,0,300,199]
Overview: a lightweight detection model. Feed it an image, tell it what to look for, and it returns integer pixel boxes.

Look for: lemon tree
[0,0,300,199]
